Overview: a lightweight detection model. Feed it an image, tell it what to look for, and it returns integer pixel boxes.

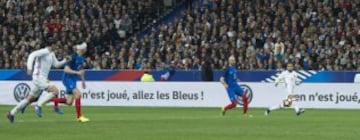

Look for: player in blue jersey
[220,56,248,116]
[45,42,89,122]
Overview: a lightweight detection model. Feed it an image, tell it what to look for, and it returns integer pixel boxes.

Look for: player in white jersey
[7,38,70,123]
[265,63,305,116]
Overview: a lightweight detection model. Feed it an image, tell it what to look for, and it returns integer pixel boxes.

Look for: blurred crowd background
[1,0,359,71]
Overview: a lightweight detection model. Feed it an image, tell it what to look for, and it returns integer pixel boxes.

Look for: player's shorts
[62,78,77,94]
[226,85,244,102]
[29,76,51,97]
[285,84,295,94]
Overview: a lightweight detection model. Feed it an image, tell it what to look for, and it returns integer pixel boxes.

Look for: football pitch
[0,106,359,140]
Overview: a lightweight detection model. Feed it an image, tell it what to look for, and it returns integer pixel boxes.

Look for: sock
[53,95,59,109]
[224,101,237,110]
[292,101,300,113]
[269,103,283,111]
[75,98,81,118]
[10,99,29,115]
[37,93,55,107]
[53,97,67,108]
[293,106,300,113]
[242,94,248,114]
[59,98,67,103]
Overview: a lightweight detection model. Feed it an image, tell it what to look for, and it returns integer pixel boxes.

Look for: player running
[50,42,90,122]
[265,63,305,116]
[7,37,69,123]
[221,56,248,116]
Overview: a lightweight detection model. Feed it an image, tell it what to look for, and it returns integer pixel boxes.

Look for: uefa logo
[14,83,31,102]
[236,84,253,105]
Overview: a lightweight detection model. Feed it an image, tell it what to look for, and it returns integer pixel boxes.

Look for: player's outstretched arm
[220,76,228,89]
[64,66,86,89]
[274,79,282,87]
[79,71,86,89]
[64,65,82,75]
[220,67,230,88]
[52,55,71,68]
[274,73,284,87]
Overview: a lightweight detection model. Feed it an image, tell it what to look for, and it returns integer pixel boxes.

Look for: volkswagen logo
[14,83,31,102]
[236,84,253,105]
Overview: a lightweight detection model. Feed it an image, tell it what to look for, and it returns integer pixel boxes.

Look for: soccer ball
[283,98,292,107]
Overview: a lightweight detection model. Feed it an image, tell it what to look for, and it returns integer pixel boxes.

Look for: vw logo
[13,83,31,102]
[236,84,253,105]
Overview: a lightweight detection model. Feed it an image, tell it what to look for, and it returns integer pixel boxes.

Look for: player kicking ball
[221,56,248,116]
[265,63,305,116]
[7,37,69,123]
[38,42,90,122]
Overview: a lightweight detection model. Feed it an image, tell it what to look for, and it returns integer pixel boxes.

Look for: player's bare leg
[35,85,61,117]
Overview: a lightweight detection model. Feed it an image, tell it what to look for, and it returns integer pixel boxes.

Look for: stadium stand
[0,0,359,71]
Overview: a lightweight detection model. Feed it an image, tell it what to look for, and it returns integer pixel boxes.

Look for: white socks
[292,101,300,113]
[269,103,283,111]
[10,99,29,115]
[269,102,300,113]
[37,93,55,107]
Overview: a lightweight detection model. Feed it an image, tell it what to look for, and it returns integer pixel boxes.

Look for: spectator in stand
[1,0,360,71]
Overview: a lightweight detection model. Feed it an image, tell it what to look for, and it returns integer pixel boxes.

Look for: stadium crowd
[0,0,360,71]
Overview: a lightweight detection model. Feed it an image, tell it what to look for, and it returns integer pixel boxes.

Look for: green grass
[0,106,359,140]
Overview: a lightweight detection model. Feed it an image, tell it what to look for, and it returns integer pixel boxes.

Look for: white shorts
[285,84,295,94]
[29,76,51,97]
